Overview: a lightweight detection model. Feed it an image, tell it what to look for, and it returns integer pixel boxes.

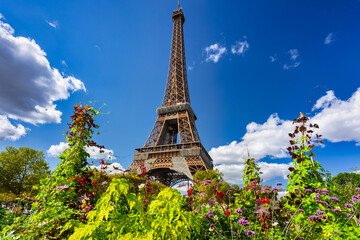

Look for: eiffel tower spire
[162,5,190,107]
[129,5,213,187]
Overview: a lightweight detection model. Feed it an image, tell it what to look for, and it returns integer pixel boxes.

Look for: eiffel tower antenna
[128,3,213,187]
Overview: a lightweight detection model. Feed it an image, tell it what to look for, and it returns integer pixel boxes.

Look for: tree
[331,172,360,202]
[0,147,50,195]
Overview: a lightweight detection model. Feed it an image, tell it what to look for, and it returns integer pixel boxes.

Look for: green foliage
[70,180,198,239]
[242,153,262,187]
[331,172,360,202]
[2,109,360,240]
[193,169,236,205]
[0,147,49,195]
[0,103,108,239]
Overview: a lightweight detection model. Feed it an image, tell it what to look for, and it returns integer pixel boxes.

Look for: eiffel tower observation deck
[128,2,213,187]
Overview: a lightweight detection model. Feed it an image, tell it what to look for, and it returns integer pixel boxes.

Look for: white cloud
[210,88,360,184]
[0,116,28,141]
[188,61,195,71]
[215,162,292,185]
[61,60,68,67]
[205,43,226,63]
[312,90,337,110]
[324,32,335,45]
[0,18,85,134]
[91,162,124,174]
[231,38,249,55]
[210,114,293,165]
[283,49,301,69]
[47,142,116,160]
[0,13,4,20]
[46,20,58,29]
[312,88,360,145]
[269,56,277,62]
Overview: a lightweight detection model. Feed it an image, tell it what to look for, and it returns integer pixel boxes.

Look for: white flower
[139,183,145,189]
[214,215,219,220]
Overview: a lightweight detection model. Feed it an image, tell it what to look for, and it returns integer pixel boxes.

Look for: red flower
[187,189,192,197]
[91,181,98,185]
[252,181,256,185]
[141,166,147,175]
[217,191,224,198]
[80,181,85,185]
[101,159,104,165]
[260,215,264,221]
[225,210,231,217]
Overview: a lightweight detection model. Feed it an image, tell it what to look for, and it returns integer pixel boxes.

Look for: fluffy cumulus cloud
[312,89,360,145]
[231,38,249,55]
[0,116,28,141]
[0,16,85,141]
[205,43,226,63]
[283,49,301,70]
[210,88,360,184]
[47,142,115,160]
[210,114,293,165]
[324,32,335,45]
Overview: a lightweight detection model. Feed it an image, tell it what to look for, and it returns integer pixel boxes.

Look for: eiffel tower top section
[161,3,190,107]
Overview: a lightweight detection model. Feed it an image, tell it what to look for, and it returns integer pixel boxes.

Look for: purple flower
[356,187,360,191]
[314,193,320,199]
[316,210,324,215]
[299,237,304,239]
[321,189,329,195]
[272,188,279,192]
[305,189,313,193]
[238,219,250,226]
[198,206,201,213]
[203,180,212,186]
[204,214,207,218]
[244,230,255,237]
[236,208,243,214]
[255,211,261,215]
[321,215,327,219]
[294,188,299,191]
[298,209,304,212]
[226,190,232,195]
[316,200,329,206]
[276,182,282,186]
[308,215,322,222]
[329,197,340,202]
[352,195,359,203]
[208,210,213,217]
[315,189,322,192]
[334,231,339,235]
[333,209,340,213]
[345,203,353,209]
[347,213,352,218]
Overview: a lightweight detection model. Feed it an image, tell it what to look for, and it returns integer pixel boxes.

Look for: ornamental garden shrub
[1,106,360,239]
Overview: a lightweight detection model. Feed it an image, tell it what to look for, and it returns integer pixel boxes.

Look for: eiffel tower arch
[128,4,213,187]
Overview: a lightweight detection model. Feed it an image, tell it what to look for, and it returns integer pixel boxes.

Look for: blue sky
[0,0,359,186]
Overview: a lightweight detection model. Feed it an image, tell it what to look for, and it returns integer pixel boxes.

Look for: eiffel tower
[129,2,213,187]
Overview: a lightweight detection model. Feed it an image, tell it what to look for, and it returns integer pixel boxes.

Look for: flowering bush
[1,108,360,239]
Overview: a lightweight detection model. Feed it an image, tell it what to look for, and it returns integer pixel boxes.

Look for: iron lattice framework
[128,5,213,187]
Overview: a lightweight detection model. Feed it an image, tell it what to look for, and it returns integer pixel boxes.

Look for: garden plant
[0,105,359,240]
